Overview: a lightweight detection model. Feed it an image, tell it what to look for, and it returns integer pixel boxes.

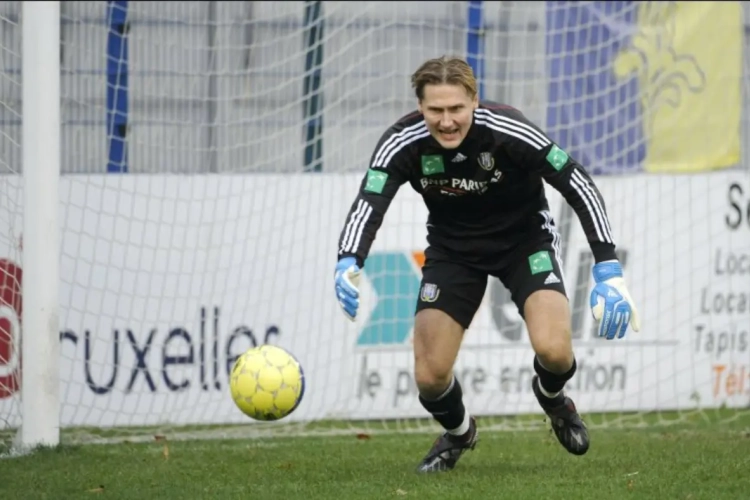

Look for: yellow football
[229,344,305,421]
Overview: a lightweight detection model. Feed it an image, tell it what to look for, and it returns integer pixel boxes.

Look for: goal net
[1,0,749,448]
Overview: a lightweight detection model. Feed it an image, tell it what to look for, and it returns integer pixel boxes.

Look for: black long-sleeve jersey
[337,102,617,270]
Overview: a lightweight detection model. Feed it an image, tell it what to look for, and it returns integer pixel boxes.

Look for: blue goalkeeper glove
[589,260,641,340]
[334,257,361,321]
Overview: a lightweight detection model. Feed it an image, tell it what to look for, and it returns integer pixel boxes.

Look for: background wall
[0,1,744,175]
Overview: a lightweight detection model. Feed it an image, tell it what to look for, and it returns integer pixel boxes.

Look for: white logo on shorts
[544,272,561,285]
[420,283,441,302]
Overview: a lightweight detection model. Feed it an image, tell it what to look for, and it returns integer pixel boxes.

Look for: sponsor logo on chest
[419,153,501,196]
[420,177,489,195]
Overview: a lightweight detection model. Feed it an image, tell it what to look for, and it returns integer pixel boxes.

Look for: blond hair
[410,56,478,100]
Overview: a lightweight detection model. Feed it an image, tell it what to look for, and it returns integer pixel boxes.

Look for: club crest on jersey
[420,283,440,303]
[478,152,495,171]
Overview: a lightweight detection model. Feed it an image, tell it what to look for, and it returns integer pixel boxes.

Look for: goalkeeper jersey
[337,101,617,269]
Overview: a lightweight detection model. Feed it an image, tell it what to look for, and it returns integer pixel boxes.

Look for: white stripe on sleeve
[570,169,613,243]
[340,199,370,253]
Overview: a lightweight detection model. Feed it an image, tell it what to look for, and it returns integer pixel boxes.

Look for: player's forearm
[566,192,617,260]
[566,197,617,262]
[557,166,617,262]
[337,194,390,267]
[587,240,617,263]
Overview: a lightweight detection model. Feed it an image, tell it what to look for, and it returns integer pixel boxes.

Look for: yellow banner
[613,1,742,173]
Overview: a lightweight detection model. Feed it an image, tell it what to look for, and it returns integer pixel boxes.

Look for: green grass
[2,411,750,500]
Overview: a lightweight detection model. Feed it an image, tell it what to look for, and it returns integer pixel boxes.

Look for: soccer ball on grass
[229,344,305,421]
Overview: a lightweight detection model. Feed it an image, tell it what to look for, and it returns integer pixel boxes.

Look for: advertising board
[0,172,748,427]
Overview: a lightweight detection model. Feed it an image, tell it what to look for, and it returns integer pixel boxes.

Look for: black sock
[418,376,467,433]
[534,356,577,402]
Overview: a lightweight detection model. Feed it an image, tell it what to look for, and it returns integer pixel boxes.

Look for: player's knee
[530,313,574,371]
[524,290,574,371]
[414,365,453,397]
[413,309,463,397]
[533,332,574,372]
[413,340,454,396]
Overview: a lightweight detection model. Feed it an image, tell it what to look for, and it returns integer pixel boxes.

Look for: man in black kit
[333,56,640,473]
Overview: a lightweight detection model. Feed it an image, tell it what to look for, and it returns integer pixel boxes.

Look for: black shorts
[415,237,568,330]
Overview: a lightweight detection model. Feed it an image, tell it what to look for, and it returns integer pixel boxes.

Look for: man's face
[418,83,478,149]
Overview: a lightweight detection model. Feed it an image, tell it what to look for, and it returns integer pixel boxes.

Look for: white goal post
[1,1,749,452]
[16,1,61,452]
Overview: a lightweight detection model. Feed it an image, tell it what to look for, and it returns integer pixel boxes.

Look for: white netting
[0,2,23,438]
[1,1,749,446]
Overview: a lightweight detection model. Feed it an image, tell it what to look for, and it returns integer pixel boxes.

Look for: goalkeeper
[333,56,640,473]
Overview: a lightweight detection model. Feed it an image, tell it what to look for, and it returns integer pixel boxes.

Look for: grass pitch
[2,412,749,500]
